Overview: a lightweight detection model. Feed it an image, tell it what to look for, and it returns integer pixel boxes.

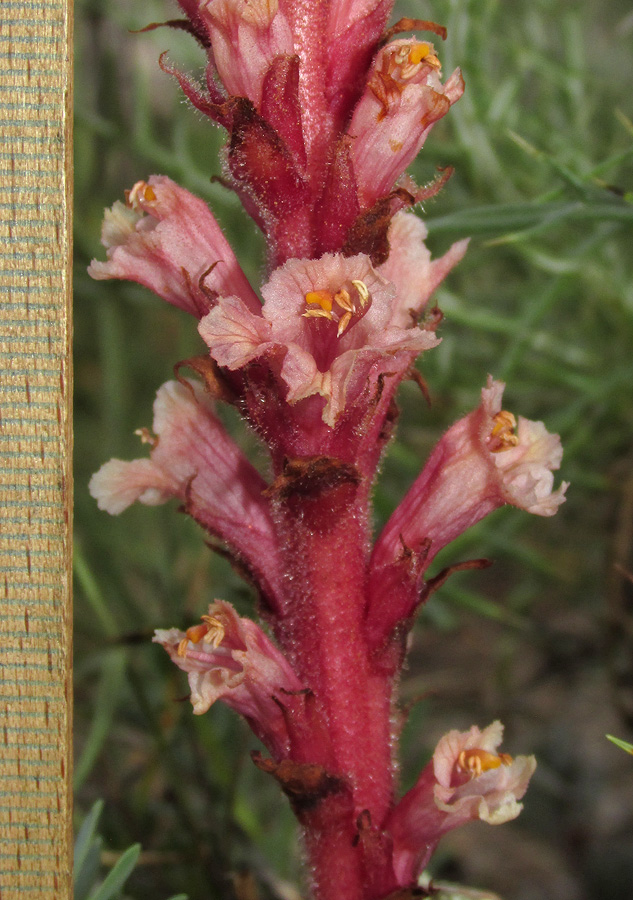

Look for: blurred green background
[74,1,633,898]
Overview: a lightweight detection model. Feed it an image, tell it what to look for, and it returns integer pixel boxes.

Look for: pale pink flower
[201,0,294,107]
[89,379,282,607]
[88,176,260,318]
[154,600,304,757]
[349,38,464,209]
[388,722,536,885]
[372,377,568,569]
[199,249,443,426]
[380,212,469,328]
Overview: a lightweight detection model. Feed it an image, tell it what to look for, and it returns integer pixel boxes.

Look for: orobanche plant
[88,2,567,898]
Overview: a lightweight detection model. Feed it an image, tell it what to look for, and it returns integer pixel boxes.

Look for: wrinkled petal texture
[433,722,536,826]
[379,212,469,327]
[372,377,567,569]
[388,721,536,887]
[481,377,568,515]
[200,250,440,425]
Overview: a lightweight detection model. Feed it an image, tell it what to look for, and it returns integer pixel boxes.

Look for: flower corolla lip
[481,377,568,515]
[432,721,536,825]
[379,212,469,328]
[89,379,283,606]
[88,175,260,318]
[199,250,440,426]
[371,376,567,572]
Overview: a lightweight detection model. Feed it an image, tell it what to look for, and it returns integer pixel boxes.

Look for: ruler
[0,0,73,897]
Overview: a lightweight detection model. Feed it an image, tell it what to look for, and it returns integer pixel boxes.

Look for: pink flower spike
[88,176,261,318]
[372,377,568,570]
[349,39,464,209]
[154,600,305,758]
[202,0,293,107]
[378,212,469,327]
[388,722,536,886]
[89,379,283,608]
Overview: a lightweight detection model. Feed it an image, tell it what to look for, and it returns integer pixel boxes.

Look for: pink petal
[379,212,469,327]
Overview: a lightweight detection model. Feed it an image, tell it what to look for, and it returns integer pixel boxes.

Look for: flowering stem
[273,480,395,899]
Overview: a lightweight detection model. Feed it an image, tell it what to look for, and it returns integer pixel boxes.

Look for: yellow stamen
[333,288,353,313]
[489,410,520,453]
[185,622,211,645]
[200,615,226,648]
[337,312,352,337]
[303,308,334,321]
[457,748,513,778]
[177,637,189,658]
[303,281,371,335]
[134,427,157,447]
[352,280,370,306]
[126,180,156,210]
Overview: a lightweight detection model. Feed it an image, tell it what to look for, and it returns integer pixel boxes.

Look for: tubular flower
[348,38,464,209]
[388,722,536,886]
[199,250,441,426]
[89,379,283,607]
[88,175,261,318]
[201,0,294,107]
[372,376,568,569]
[154,600,304,758]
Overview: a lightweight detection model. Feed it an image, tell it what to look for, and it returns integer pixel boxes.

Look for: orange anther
[185,622,210,645]
[408,43,431,65]
[489,410,519,452]
[457,748,513,778]
[305,290,333,313]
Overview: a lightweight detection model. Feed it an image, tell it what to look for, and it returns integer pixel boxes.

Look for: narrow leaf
[87,843,142,900]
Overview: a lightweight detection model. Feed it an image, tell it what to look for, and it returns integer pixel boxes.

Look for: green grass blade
[87,844,142,900]
[74,800,104,885]
[606,735,633,755]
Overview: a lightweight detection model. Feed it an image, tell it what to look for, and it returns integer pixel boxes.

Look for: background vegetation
[74,0,633,897]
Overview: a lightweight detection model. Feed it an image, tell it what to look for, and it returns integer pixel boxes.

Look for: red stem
[273,484,397,900]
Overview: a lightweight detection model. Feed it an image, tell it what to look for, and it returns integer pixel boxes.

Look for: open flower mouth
[302,279,371,337]
[456,748,514,781]
[487,409,520,453]
[126,179,157,211]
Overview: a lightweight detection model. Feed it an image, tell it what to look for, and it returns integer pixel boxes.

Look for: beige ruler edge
[0,0,73,897]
